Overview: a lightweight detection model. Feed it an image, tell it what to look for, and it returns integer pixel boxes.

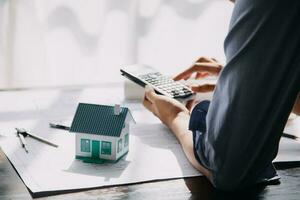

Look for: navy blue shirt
[189,0,300,191]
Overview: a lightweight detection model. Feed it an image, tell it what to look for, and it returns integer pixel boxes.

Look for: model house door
[92,140,100,159]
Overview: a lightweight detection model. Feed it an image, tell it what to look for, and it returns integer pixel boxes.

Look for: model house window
[81,139,90,152]
[101,141,112,155]
[118,139,122,153]
[124,134,129,147]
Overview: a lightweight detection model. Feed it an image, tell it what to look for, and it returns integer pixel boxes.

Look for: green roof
[70,103,129,137]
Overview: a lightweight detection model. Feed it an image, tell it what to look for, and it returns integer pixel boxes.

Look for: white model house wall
[116,122,130,160]
[75,133,117,160]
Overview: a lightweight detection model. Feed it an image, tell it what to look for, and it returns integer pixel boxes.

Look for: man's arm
[293,93,300,115]
[143,87,211,179]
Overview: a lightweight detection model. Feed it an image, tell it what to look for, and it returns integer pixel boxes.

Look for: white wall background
[0,0,233,89]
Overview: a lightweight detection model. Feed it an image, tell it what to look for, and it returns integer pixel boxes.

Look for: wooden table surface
[1,86,300,199]
[1,148,300,200]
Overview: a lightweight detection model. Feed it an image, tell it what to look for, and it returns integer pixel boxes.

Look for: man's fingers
[144,86,157,103]
[173,72,191,81]
[191,84,216,92]
[193,62,222,74]
[173,63,222,81]
[195,57,212,63]
[196,57,219,64]
[196,72,210,79]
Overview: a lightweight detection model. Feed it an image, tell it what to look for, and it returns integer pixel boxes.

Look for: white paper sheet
[0,87,300,195]
[0,88,201,195]
[0,123,201,193]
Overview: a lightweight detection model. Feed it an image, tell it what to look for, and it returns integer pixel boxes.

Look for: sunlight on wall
[0,0,233,88]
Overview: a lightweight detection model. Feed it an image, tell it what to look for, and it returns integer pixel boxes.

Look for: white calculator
[121,65,195,99]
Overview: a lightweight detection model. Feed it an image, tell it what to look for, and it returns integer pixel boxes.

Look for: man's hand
[173,56,223,93]
[143,86,189,128]
[173,57,223,111]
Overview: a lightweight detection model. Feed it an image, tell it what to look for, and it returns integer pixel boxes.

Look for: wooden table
[1,148,300,200]
[1,86,300,199]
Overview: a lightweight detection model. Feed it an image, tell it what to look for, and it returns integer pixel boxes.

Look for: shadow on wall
[47,7,100,55]
[45,0,215,56]
[0,0,7,7]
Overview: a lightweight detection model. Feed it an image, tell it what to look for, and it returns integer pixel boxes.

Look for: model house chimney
[114,104,121,115]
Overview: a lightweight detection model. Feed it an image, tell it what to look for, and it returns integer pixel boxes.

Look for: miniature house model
[70,103,134,163]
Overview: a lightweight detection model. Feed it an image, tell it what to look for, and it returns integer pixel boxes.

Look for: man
[143,0,300,191]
